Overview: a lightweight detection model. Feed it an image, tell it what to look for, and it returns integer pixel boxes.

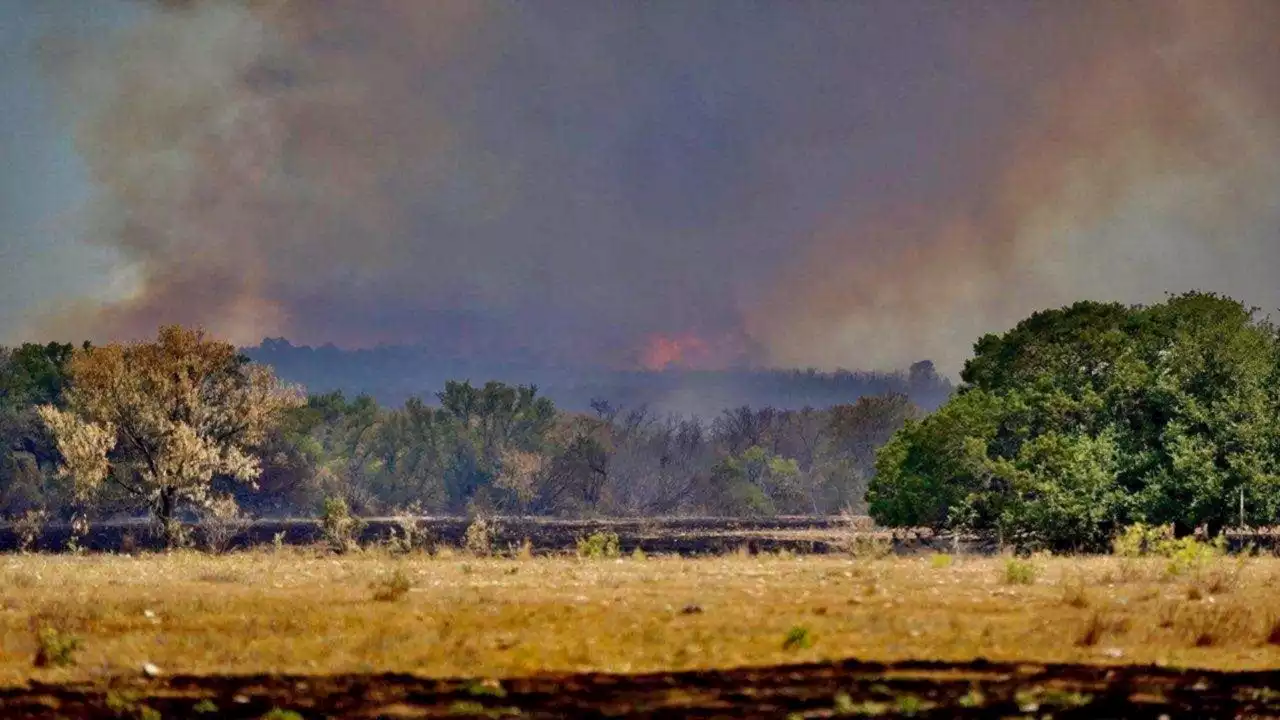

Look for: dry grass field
[3,547,1280,690]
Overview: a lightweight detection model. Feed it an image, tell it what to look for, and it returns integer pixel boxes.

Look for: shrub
[33,625,82,668]
[1003,557,1037,585]
[515,538,534,560]
[782,625,813,651]
[1110,524,1226,578]
[576,531,621,559]
[386,503,428,554]
[1112,523,1170,557]
[320,496,364,554]
[464,516,495,556]
[200,495,251,554]
[930,553,954,569]
[370,568,412,602]
[13,508,49,552]
[66,514,89,554]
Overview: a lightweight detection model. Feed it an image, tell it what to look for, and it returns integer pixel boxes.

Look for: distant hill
[243,338,954,416]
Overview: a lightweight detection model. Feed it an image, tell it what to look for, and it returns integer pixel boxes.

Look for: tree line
[12,290,1266,553]
[0,327,921,540]
[246,338,954,416]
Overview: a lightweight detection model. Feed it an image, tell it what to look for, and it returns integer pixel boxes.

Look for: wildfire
[639,333,715,371]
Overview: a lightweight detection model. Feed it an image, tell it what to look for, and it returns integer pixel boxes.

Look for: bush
[33,625,82,668]
[464,515,495,556]
[1112,523,1170,557]
[386,505,429,554]
[370,568,412,602]
[13,508,48,552]
[930,553,953,569]
[1003,557,1037,585]
[1110,523,1226,578]
[782,625,814,651]
[515,538,534,560]
[320,496,364,553]
[839,533,894,560]
[1163,536,1225,578]
[200,495,250,554]
[576,531,621,559]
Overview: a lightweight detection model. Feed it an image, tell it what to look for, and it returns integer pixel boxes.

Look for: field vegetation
[4,540,1280,687]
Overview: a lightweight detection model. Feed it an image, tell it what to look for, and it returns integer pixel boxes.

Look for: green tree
[436,381,556,511]
[0,342,83,517]
[871,291,1280,549]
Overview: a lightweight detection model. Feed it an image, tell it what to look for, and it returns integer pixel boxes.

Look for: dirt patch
[2,659,1278,718]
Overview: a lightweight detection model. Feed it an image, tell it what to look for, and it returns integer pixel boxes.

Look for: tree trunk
[157,488,181,548]
[1205,518,1224,540]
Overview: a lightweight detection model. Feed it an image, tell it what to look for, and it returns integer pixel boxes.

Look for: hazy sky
[2,1,1278,373]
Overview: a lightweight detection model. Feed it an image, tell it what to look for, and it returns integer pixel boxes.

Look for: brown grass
[1076,610,1129,647]
[1,552,1279,686]
[1061,578,1090,609]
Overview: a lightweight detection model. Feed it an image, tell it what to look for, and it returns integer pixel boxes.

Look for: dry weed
[1061,578,1090,608]
[1186,605,1253,648]
[1266,615,1280,646]
[370,568,413,602]
[1076,610,1130,647]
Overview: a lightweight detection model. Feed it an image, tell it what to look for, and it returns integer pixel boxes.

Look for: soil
[8,516,1271,556]
[2,659,1277,718]
[0,516,958,555]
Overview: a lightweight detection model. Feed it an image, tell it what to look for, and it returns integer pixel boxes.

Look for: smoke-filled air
[5,0,1280,374]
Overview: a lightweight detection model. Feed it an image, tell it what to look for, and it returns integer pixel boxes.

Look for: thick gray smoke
[15,1,1280,374]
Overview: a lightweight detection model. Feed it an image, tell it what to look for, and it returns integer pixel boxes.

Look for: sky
[1,0,1278,374]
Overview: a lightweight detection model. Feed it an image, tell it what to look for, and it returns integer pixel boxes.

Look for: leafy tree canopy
[37,326,303,544]
[869,291,1280,549]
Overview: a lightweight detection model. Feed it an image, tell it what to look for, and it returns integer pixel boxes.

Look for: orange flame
[639,333,714,371]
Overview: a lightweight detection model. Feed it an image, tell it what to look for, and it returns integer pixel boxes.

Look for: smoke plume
[18,1,1280,375]
[748,1,1280,371]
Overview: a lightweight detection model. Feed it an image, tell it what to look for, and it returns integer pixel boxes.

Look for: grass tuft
[1076,610,1129,647]
[1061,579,1090,608]
[370,568,413,602]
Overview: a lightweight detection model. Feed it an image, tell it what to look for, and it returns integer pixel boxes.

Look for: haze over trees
[869,291,1280,550]
[0,331,929,529]
[247,386,919,520]
[245,339,954,416]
